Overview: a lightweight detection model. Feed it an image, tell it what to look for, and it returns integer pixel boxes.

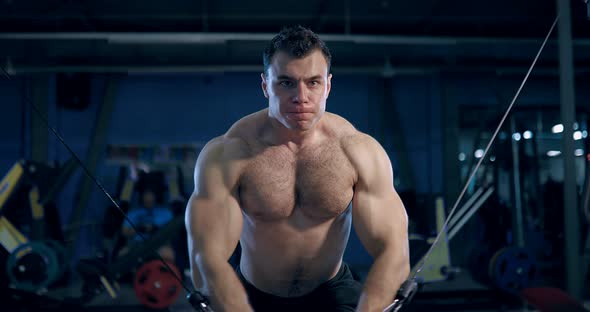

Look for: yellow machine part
[412,197,451,283]
[0,162,24,212]
[0,216,29,253]
[29,186,44,219]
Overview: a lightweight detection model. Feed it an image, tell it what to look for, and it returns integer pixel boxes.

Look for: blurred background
[0,0,589,311]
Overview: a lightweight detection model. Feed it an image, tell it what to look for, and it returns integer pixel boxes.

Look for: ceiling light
[512,133,521,141]
[552,124,564,133]
[523,131,533,140]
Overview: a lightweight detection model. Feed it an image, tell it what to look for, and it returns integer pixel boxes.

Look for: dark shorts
[236,263,362,312]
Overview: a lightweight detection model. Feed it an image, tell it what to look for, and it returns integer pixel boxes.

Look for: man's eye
[309,81,319,86]
[279,81,293,87]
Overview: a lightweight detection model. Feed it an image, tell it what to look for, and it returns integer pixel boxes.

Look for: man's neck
[265,116,322,151]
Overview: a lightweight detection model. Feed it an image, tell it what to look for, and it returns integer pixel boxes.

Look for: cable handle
[382,279,419,312]
[187,292,215,312]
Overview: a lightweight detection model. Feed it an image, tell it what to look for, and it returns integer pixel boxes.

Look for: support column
[557,0,582,299]
[441,76,460,207]
[510,116,524,248]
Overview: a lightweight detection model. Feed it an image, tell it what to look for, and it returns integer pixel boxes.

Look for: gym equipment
[79,216,185,299]
[0,215,28,253]
[447,186,495,241]
[113,216,184,278]
[44,240,68,281]
[411,198,459,283]
[383,279,419,312]
[134,259,182,309]
[0,160,76,216]
[408,234,430,268]
[76,162,189,307]
[187,292,214,312]
[470,243,543,295]
[102,164,187,262]
[488,246,538,295]
[0,160,74,292]
[1,218,71,292]
[388,16,558,311]
[5,241,60,292]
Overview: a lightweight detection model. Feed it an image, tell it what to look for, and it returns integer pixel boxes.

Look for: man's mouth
[287,112,314,120]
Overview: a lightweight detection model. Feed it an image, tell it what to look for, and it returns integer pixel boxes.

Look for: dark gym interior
[1,1,590,311]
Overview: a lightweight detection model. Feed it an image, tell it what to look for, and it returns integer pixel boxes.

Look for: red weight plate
[134,260,182,309]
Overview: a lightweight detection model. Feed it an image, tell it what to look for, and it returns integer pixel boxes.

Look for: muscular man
[185,26,410,312]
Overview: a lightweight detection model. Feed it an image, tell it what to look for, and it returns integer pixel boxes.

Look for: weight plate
[6,241,60,292]
[488,246,538,295]
[133,259,182,309]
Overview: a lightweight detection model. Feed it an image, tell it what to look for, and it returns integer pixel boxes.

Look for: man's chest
[238,144,356,220]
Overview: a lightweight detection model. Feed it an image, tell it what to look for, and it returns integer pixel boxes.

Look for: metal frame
[557,0,582,299]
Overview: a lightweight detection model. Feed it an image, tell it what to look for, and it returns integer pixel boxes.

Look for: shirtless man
[185,26,410,312]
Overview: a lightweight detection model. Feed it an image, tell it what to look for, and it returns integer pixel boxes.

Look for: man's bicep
[352,187,407,257]
[185,192,242,291]
[351,138,408,257]
[186,140,243,261]
[186,194,242,257]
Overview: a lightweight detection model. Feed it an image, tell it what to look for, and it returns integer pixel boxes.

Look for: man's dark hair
[263,25,331,76]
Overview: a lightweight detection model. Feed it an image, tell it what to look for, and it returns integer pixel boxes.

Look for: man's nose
[293,82,309,103]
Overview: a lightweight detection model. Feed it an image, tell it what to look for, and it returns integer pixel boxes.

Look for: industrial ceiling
[0,0,589,74]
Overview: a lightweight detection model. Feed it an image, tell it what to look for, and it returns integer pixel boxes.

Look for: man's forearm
[356,250,410,312]
[195,257,253,312]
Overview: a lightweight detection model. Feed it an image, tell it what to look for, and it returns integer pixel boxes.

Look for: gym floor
[4,270,580,312]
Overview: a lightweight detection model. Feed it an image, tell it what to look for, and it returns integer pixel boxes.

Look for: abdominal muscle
[238,209,352,297]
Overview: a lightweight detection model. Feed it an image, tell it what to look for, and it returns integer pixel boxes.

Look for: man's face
[261,49,332,131]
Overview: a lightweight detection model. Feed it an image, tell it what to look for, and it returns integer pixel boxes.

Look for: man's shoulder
[323,115,384,169]
[199,111,264,163]
[323,112,377,150]
[341,133,383,165]
[199,135,250,164]
[224,109,266,149]
[227,109,265,137]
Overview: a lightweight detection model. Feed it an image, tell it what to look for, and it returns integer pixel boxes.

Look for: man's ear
[326,73,332,99]
[261,73,269,99]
